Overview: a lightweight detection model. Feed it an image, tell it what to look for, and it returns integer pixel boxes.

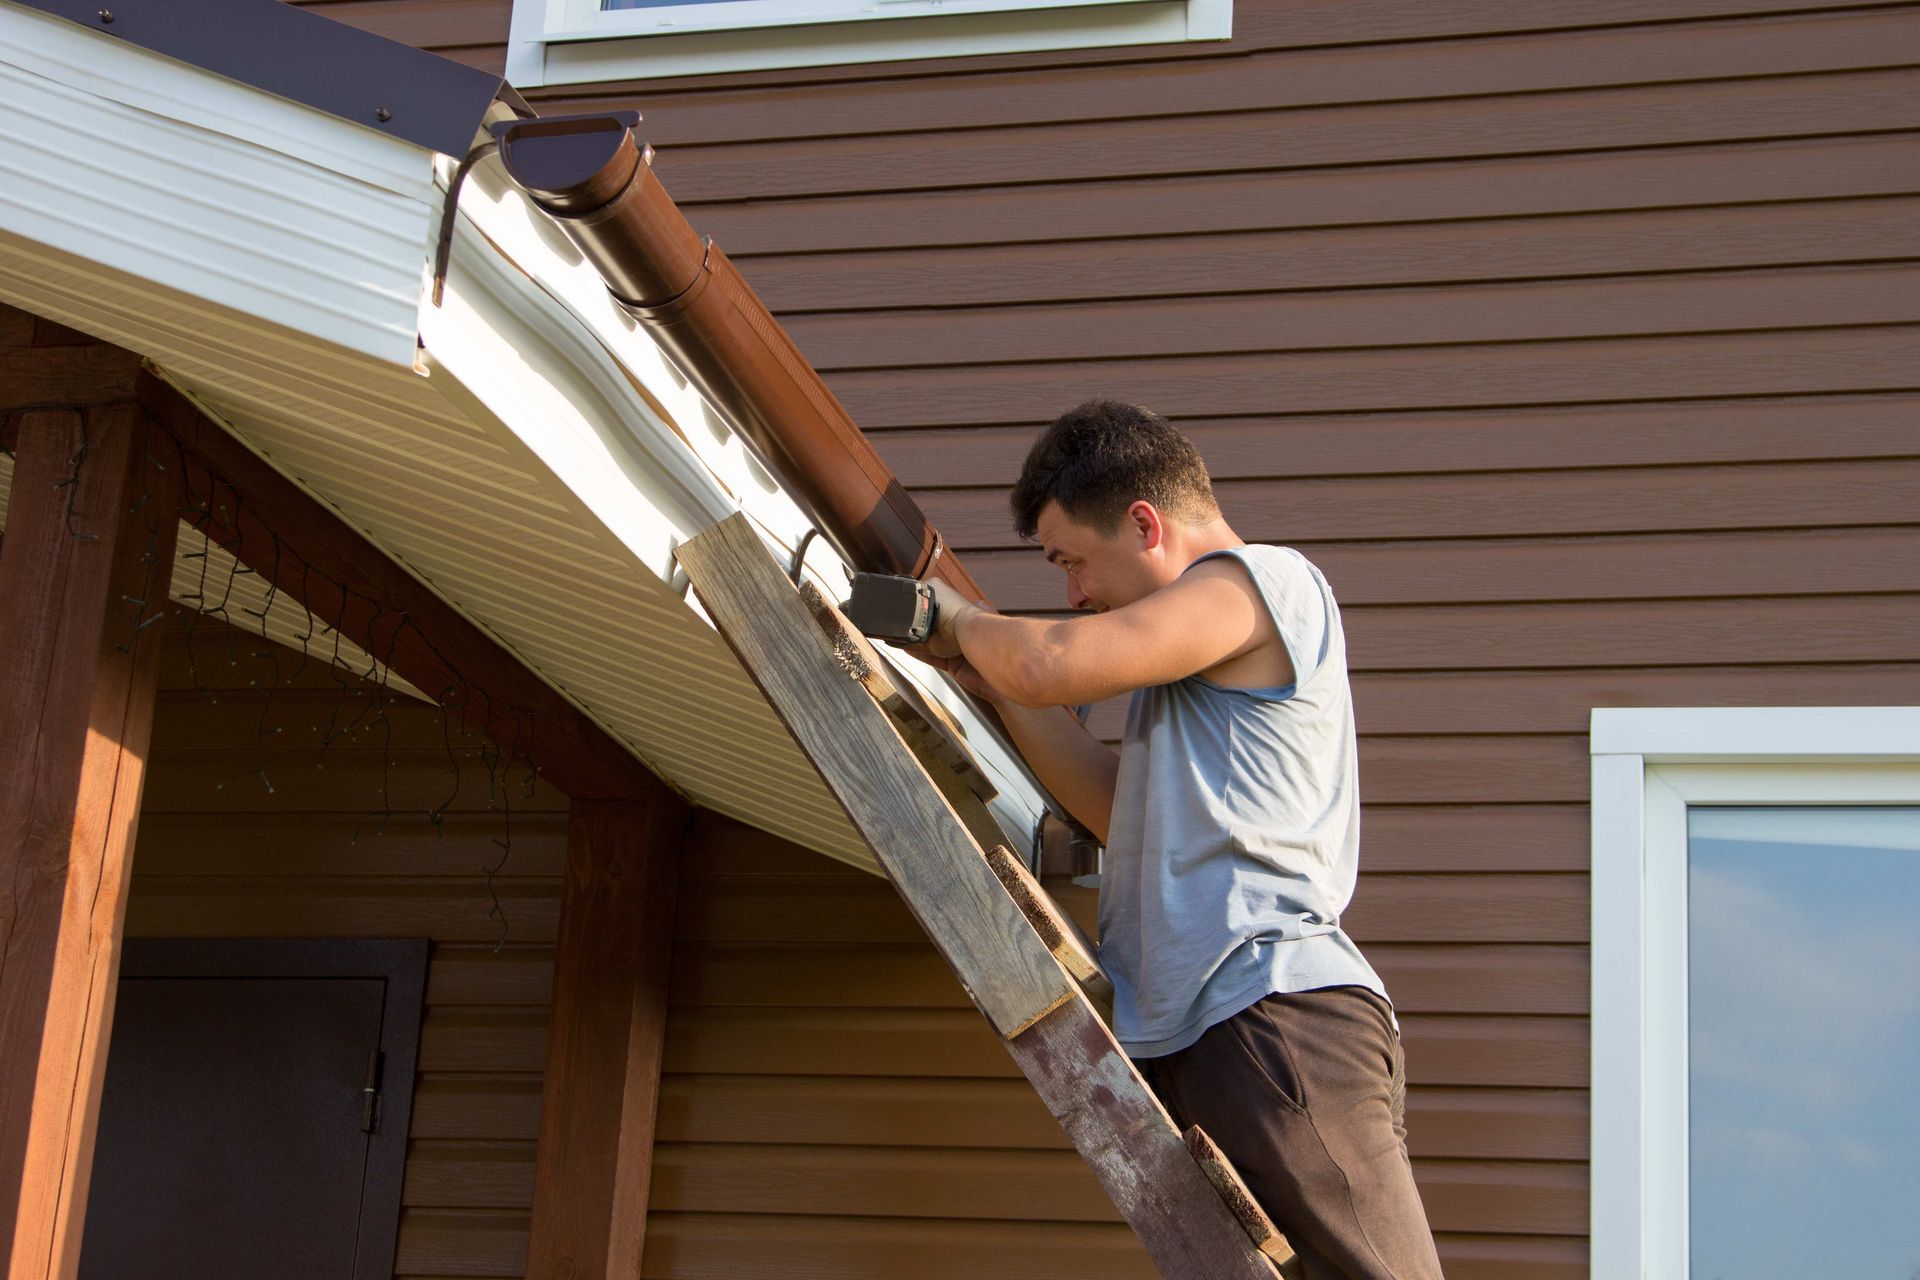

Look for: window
[1589,708,1920,1280]
[507,0,1230,86]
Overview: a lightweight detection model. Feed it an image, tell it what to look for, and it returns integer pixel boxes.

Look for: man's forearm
[992,699,1119,845]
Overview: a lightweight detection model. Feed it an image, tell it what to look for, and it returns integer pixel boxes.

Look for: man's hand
[921,577,980,660]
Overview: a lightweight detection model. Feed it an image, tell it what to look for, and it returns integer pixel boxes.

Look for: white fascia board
[1590,706,1920,761]
[423,162,1049,854]
[0,1,435,366]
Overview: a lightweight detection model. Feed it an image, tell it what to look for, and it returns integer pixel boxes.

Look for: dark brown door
[79,939,427,1280]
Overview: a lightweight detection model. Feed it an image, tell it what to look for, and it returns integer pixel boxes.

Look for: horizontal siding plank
[972,528,1920,610]
[394,1208,528,1278]
[140,749,571,814]
[654,1074,1585,1159]
[691,135,1918,253]
[661,1006,1585,1084]
[667,942,1587,1013]
[1417,1160,1588,1235]
[875,393,1920,484]
[790,264,1920,370]
[132,813,567,878]
[636,1212,1585,1280]
[745,197,1920,312]
[404,1140,537,1208]
[1343,593,1920,670]
[656,68,1920,201]
[418,1008,550,1073]
[1412,1016,1588,1088]
[683,802,1592,875]
[1352,664,1920,736]
[1338,806,1588,875]
[923,459,1920,548]
[149,688,517,752]
[677,868,1587,944]
[646,1143,1584,1232]
[826,326,1920,427]
[624,9,1920,147]
[425,945,556,1006]
[410,1078,543,1141]
[124,876,560,942]
[640,1211,1160,1280]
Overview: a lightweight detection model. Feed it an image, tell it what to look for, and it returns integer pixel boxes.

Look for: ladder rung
[1185,1126,1304,1279]
[983,844,1115,1022]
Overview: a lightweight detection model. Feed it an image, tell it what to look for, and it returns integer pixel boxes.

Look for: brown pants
[1138,985,1446,1280]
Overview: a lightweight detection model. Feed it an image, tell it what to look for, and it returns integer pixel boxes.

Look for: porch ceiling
[0,0,1045,870]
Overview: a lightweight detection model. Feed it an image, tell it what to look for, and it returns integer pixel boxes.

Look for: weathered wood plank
[982,844,1112,1021]
[798,581,995,794]
[675,515,1068,1038]
[527,796,690,1280]
[1005,998,1283,1278]
[1186,1127,1304,1277]
[0,404,181,1278]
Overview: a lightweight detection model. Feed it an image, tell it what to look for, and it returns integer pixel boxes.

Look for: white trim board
[1587,705,1920,1280]
[508,0,1230,85]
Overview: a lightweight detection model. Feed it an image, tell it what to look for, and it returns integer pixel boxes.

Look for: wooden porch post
[0,403,183,1278]
[528,794,690,1279]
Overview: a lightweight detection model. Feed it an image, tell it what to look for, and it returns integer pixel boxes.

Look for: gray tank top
[1099,544,1390,1058]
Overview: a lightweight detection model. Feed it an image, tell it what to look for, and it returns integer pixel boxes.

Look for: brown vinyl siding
[295,2,1915,1275]
[130,619,568,1278]
[661,812,1588,1279]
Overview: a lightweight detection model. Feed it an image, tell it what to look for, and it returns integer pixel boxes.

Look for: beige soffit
[0,1,1060,870]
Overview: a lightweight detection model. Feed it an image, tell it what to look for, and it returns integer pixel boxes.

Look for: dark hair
[1009,400,1218,540]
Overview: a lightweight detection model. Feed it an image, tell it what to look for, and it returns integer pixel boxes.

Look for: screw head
[96,8,113,21]
[375,106,393,123]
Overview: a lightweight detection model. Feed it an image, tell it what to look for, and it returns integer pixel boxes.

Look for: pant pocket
[1222,1000,1312,1116]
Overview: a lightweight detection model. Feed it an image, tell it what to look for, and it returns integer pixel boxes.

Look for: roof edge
[7,0,521,154]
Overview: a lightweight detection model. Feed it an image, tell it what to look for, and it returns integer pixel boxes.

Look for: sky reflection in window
[1688,806,1920,1280]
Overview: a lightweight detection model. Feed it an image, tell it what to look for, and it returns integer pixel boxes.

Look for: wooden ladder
[677,515,1303,1280]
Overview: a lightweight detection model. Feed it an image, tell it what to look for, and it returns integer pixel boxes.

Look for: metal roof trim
[7,0,519,155]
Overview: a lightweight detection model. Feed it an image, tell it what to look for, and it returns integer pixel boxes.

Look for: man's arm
[922,652,1120,841]
[936,561,1286,708]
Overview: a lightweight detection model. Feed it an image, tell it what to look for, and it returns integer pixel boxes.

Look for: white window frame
[1588,706,1920,1280]
[507,0,1230,86]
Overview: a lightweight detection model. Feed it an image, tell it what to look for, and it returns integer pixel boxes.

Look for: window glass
[1687,806,1920,1280]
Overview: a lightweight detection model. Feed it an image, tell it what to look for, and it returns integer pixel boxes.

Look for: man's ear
[1128,500,1165,551]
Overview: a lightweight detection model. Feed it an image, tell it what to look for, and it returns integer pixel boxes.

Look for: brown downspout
[490,111,985,604]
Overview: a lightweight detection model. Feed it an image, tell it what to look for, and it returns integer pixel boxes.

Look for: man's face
[1035,499,1163,613]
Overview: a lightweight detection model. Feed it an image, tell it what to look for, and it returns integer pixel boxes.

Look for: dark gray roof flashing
[12,0,526,155]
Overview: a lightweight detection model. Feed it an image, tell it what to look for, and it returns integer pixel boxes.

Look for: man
[917,400,1445,1280]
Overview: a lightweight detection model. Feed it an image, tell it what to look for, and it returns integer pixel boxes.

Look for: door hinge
[360,1048,384,1135]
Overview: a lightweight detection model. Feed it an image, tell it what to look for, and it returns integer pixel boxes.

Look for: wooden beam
[676,515,1069,1038]
[136,372,661,802]
[0,347,142,411]
[0,404,183,1279]
[528,794,689,1280]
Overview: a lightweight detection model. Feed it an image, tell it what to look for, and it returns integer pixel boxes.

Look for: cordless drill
[843,572,939,645]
